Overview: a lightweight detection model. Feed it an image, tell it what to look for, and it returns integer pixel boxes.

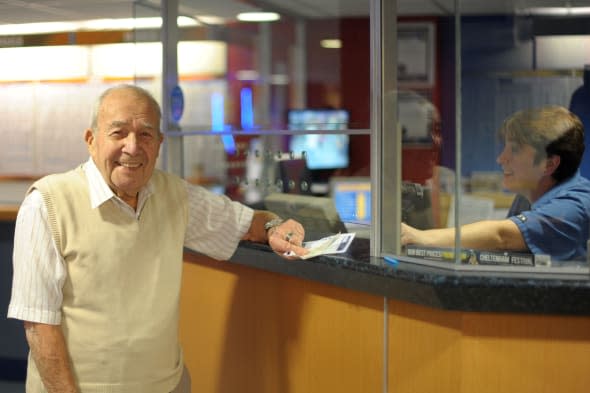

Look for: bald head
[90,85,161,133]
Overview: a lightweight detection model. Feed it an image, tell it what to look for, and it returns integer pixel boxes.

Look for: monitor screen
[288,109,349,170]
[329,177,372,225]
[263,193,347,235]
[329,177,435,229]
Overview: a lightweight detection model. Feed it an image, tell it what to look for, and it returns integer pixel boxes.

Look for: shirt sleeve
[509,192,588,261]
[184,183,254,261]
[7,190,67,324]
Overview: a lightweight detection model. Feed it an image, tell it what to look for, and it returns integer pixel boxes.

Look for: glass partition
[172,0,372,237]
[0,0,587,265]
[388,0,590,269]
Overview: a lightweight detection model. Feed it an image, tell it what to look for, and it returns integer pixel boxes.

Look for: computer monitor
[329,177,434,230]
[263,193,347,235]
[329,177,372,225]
[287,109,349,170]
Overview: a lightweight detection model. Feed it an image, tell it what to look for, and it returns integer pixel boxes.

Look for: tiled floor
[0,380,25,393]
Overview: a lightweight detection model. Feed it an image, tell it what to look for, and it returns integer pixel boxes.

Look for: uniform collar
[532,171,581,208]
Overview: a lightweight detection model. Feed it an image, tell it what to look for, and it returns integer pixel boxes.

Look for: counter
[0,205,18,221]
[180,240,590,393]
[230,238,590,315]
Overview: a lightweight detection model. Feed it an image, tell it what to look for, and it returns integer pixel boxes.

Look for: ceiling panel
[0,0,135,23]
[0,0,588,25]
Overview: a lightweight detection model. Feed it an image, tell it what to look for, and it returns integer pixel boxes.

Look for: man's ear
[84,128,95,153]
[544,155,561,176]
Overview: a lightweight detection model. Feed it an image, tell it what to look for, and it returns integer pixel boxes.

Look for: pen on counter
[383,256,399,266]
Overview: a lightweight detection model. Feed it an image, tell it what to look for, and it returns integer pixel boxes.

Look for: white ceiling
[0,0,588,25]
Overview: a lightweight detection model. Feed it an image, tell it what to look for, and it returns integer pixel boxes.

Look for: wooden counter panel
[180,254,384,393]
[387,299,463,392]
[388,299,590,393]
[180,252,590,393]
[0,205,18,221]
[460,312,590,393]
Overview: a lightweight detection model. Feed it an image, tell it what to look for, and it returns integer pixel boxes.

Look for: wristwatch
[264,218,284,232]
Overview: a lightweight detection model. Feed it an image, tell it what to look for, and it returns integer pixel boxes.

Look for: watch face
[264,218,283,231]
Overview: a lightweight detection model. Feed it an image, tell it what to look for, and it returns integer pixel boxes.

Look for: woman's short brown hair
[498,106,585,182]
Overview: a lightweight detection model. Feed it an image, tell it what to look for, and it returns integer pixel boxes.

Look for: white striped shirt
[8,158,253,325]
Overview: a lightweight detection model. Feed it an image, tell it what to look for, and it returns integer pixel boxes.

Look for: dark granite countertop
[224,238,590,316]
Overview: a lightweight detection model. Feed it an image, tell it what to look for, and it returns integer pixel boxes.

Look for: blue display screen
[330,178,372,224]
[288,109,349,170]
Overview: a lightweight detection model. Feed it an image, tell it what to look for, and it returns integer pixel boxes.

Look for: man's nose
[123,133,139,154]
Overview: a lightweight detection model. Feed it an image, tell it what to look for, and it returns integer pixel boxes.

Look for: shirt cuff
[7,304,61,325]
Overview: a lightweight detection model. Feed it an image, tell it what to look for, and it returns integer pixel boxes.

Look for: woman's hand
[400,222,423,246]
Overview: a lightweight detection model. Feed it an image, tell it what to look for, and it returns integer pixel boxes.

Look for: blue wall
[439,15,586,178]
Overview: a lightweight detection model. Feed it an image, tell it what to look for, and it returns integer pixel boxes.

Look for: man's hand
[243,211,309,259]
[267,219,308,259]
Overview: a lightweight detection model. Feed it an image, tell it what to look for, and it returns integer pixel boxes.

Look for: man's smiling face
[85,88,162,207]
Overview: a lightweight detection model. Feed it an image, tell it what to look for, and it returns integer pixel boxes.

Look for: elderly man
[402,105,590,261]
[8,84,306,393]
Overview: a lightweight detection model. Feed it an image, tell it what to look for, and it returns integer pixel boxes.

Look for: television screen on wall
[287,109,349,170]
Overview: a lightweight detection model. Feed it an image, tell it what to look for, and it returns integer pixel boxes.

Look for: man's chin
[111,178,144,196]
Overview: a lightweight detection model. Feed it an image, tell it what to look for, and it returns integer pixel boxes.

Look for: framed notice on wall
[397,22,436,87]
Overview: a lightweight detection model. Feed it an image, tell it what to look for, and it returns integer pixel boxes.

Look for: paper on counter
[286,233,356,259]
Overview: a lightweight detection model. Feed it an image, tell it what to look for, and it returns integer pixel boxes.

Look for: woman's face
[496,139,546,196]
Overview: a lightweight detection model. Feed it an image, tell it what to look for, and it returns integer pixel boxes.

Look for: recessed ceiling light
[321,39,342,49]
[195,15,226,25]
[520,6,590,16]
[237,12,280,22]
[236,70,260,81]
[0,17,200,35]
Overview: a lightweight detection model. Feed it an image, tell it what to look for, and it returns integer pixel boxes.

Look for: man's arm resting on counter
[242,210,308,257]
[24,321,78,393]
[401,219,528,251]
[241,210,281,243]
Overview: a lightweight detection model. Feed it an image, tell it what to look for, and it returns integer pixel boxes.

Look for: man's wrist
[264,218,284,233]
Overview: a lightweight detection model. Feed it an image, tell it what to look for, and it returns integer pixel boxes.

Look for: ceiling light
[0,22,76,35]
[236,12,280,22]
[0,16,199,36]
[271,74,289,85]
[235,70,259,81]
[321,39,342,49]
[195,15,226,25]
[521,7,590,16]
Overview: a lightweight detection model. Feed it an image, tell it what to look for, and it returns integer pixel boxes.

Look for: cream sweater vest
[26,167,188,393]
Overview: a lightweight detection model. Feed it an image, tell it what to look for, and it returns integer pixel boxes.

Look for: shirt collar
[83,157,155,210]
